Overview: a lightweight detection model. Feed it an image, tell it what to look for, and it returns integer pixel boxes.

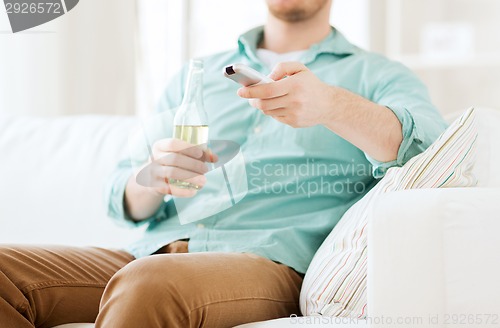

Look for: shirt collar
[237,26,359,66]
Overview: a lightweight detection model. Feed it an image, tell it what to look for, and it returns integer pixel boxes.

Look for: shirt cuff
[105,162,159,228]
[365,106,425,179]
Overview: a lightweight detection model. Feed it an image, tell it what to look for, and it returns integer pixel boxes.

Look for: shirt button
[254,126,262,134]
[196,223,205,229]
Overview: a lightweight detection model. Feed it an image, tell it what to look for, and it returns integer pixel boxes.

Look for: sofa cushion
[368,188,500,322]
[300,108,478,317]
[445,107,500,187]
[0,115,142,247]
[468,108,500,187]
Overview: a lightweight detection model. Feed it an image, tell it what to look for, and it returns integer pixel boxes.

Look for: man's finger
[200,149,218,163]
[155,152,208,174]
[237,80,287,100]
[169,187,198,198]
[154,165,206,181]
[249,96,287,112]
[154,138,204,159]
[262,108,288,117]
[151,175,206,197]
[269,61,308,81]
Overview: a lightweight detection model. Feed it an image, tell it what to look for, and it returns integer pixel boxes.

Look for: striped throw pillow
[300,107,478,318]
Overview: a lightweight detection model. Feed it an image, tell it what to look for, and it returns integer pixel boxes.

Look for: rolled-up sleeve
[366,59,448,178]
[105,158,153,227]
[105,156,173,228]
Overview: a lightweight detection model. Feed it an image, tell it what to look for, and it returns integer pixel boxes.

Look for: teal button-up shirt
[106,27,447,274]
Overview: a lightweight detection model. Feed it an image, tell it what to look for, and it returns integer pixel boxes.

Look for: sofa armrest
[368,188,500,327]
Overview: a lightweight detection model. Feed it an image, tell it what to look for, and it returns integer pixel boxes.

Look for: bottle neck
[181,68,204,108]
[174,59,208,128]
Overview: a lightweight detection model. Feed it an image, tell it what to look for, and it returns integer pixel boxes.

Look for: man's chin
[270,9,309,22]
[267,0,330,23]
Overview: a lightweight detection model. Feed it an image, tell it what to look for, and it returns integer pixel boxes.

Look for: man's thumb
[269,62,308,81]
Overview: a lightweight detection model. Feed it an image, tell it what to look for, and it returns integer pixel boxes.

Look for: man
[0,0,447,327]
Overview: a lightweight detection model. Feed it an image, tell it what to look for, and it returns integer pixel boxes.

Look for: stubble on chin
[267,0,330,23]
[270,8,308,22]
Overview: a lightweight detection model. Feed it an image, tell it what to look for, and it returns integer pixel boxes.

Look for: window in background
[136,0,188,117]
[371,0,500,114]
[0,0,137,117]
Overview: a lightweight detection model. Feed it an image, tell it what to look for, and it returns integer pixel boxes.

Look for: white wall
[331,0,370,50]
[0,0,137,117]
[4,0,495,118]
[371,0,500,114]
[0,0,371,117]
[188,0,370,59]
[138,0,371,116]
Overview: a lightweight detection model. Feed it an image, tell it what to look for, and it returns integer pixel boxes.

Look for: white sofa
[1,108,499,328]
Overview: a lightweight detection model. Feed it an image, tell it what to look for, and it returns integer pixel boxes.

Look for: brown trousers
[0,244,302,328]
